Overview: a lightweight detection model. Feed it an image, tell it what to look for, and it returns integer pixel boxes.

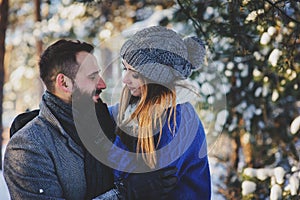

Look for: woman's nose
[122,71,131,84]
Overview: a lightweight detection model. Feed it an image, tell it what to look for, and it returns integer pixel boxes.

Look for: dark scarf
[43,91,114,200]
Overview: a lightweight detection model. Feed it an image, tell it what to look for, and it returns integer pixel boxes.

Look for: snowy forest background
[0,0,299,199]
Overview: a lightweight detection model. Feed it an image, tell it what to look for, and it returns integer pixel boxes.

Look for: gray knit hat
[120,26,206,84]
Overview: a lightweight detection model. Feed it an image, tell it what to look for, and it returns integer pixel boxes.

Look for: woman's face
[122,60,144,97]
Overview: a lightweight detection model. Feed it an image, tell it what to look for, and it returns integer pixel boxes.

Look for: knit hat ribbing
[120,26,206,84]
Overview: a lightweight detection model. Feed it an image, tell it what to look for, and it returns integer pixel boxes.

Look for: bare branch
[176,0,207,38]
[264,0,300,24]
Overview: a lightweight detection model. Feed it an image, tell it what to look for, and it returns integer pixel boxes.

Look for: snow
[208,157,227,200]
[121,5,179,38]
[288,174,299,196]
[0,170,10,200]
[290,115,300,134]
[1,145,10,200]
[242,180,256,195]
[260,32,271,45]
[270,184,282,200]
[268,49,282,67]
[274,167,286,184]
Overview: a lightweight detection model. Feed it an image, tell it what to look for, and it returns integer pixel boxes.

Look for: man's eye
[89,75,96,80]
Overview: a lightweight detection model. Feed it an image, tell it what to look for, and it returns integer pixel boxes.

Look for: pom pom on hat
[183,36,206,70]
[120,26,206,84]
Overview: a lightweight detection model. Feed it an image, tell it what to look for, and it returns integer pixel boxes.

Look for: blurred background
[0,0,299,199]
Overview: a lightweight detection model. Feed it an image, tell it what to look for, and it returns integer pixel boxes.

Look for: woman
[108,26,211,199]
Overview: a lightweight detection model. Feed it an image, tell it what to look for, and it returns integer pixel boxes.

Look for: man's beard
[71,84,102,104]
[71,84,92,103]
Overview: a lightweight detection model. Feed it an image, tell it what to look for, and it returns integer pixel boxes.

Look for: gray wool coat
[4,97,119,200]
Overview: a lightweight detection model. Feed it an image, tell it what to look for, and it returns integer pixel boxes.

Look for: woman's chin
[130,91,140,97]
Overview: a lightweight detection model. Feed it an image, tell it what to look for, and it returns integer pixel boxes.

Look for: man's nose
[97,76,106,89]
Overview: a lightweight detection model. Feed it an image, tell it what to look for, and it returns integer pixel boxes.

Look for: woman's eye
[132,73,139,79]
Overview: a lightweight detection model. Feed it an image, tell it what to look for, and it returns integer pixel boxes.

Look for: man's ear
[56,73,73,93]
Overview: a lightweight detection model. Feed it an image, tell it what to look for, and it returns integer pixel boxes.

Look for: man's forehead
[76,52,100,73]
[76,51,97,64]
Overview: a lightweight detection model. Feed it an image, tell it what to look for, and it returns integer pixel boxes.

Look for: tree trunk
[239,126,253,167]
[34,0,42,55]
[230,120,254,169]
[34,0,44,98]
[0,0,9,170]
[230,132,240,170]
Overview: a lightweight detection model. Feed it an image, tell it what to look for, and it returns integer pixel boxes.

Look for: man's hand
[116,167,178,200]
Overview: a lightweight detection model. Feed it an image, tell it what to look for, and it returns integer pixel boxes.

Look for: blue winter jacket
[108,102,211,200]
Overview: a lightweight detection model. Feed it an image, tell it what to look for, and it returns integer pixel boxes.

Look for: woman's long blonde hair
[117,82,177,169]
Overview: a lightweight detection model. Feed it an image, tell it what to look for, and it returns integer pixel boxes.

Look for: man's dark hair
[39,39,94,92]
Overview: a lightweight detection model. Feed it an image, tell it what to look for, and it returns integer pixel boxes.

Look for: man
[4,39,177,200]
